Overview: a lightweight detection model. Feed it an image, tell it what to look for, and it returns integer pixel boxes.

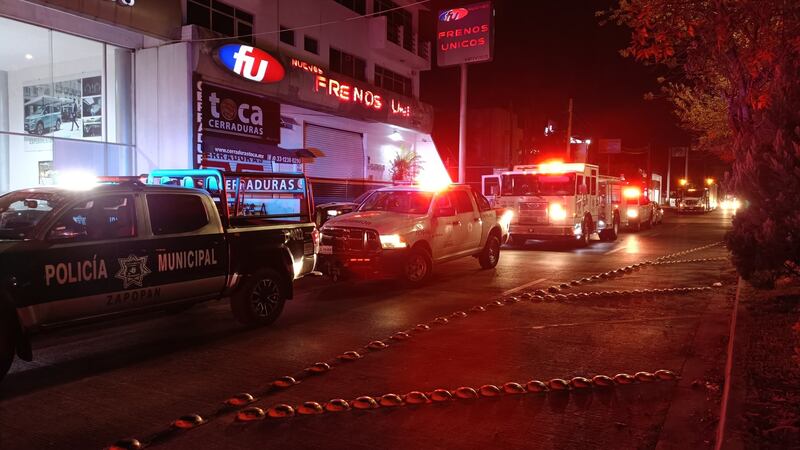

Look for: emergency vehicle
[318,184,507,284]
[482,162,620,246]
[614,182,656,231]
[0,169,317,382]
[677,180,718,212]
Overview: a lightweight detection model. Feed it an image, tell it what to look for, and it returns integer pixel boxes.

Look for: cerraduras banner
[436,1,494,67]
[193,75,285,170]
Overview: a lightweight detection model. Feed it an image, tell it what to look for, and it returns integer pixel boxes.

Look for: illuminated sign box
[437,1,494,67]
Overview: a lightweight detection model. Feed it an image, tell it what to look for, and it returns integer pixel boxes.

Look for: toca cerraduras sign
[436,1,494,67]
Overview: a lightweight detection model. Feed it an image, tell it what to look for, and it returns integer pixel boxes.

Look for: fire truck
[482,162,620,246]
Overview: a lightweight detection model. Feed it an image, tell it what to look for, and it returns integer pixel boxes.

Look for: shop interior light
[389,130,403,142]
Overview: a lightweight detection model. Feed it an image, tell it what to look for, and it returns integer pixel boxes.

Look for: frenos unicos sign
[437,1,494,67]
[215,44,285,83]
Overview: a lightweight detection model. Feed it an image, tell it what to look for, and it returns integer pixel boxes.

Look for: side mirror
[434,206,456,217]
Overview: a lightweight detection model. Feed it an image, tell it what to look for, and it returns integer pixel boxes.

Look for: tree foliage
[602,0,800,286]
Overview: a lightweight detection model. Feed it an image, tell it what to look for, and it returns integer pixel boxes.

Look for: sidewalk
[721,281,800,449]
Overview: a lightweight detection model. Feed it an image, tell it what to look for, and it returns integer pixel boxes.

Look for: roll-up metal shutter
[304,124,365,180]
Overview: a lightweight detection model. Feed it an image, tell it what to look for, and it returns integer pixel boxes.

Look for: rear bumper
[317,249,409,279]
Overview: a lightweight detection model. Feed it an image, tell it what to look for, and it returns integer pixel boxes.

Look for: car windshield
[358,190,433,214]
[501,173,576,196]
[0,192,62,239]
[353,190,375,205]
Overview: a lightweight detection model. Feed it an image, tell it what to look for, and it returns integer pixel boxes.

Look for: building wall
[192,0,429,99]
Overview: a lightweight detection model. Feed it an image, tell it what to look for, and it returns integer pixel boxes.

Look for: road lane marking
[604,245,628,255]
[502,278,547,296]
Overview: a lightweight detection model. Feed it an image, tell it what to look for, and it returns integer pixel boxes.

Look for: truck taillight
[312,228,320,253]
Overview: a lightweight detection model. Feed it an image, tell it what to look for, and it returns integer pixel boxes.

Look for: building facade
[0,0,448,201]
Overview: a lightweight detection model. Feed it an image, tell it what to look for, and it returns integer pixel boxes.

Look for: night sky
[420,0,698,180]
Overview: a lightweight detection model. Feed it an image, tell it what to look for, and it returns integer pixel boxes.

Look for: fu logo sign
[216,44,285,84]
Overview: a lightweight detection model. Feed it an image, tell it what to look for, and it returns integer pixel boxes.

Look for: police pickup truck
[0,169,317,381]
[318,184,507,284]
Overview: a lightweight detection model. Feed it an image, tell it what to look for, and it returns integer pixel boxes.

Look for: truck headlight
[379,234,407,249]
[626,209,638,219]
[549,203,567,221]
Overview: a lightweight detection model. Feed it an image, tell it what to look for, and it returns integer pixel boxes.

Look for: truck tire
[231,268,286,327]
[403,246,432,285]
[600,217,619,242]
[0,314,15,382]
[478,235,501,269]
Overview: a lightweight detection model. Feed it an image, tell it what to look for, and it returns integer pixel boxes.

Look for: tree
[389,149,422,182]
[602,0,800,286]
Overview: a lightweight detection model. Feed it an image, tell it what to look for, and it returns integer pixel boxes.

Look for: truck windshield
[358,191,433,214]
[501,173,576,196]
[0,192,62,239]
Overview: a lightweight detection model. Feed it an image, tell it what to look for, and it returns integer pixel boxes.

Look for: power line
[162,0,433,45]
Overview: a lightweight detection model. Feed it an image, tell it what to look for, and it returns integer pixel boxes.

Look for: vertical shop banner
[193,75,286,171]
[436,1,494,67]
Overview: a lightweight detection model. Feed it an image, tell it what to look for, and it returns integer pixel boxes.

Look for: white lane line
[502,278,547,296]
[604,245,628,255]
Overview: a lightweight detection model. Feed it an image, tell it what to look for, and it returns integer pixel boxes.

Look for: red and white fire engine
[482,162,620,246]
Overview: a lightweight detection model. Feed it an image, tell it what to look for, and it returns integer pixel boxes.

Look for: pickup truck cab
[318,184,506,284]
[0,169,317,381]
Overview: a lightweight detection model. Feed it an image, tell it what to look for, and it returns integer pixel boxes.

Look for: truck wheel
[600,218,619,242]
[0,315,15,382]
[403,246,432,285]
[479,235,501,269]
[55,119,61,131]
[231,268,286,327]
[36,122,44,135]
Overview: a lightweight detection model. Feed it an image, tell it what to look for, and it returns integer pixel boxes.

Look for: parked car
[318,184,506,284]
[0,169,317,382]
[314,189,376,227]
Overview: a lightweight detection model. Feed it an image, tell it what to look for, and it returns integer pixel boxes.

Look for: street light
[679,178,688,186]
[705,177,714,185]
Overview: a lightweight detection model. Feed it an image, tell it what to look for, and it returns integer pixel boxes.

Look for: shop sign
[437,1,494,67]
[194,76,287,170]
[225,177,305,194]
[312,74,412,118]
[216,44,285,84]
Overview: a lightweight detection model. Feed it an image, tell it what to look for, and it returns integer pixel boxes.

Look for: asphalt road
[0,209,738,450]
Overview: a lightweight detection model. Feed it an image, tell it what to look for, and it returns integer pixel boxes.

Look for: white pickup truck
[317,184,508,284]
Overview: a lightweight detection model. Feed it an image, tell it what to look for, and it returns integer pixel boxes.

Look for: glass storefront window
[0,17,135,192]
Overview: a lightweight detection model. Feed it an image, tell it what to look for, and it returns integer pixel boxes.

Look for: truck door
[430,192,458,259]
[27,194,138,325]
[451,189,482,253]
[120,192,228,308]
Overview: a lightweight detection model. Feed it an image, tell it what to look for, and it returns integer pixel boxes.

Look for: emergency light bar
[623,187,641,199]
[513,162,587,174]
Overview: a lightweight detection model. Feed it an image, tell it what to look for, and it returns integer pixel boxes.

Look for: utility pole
[565,98,573,161]
[684,146,689,182]
[458,64,468,184]
[646,144,652,198]
[666,150,672,205]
